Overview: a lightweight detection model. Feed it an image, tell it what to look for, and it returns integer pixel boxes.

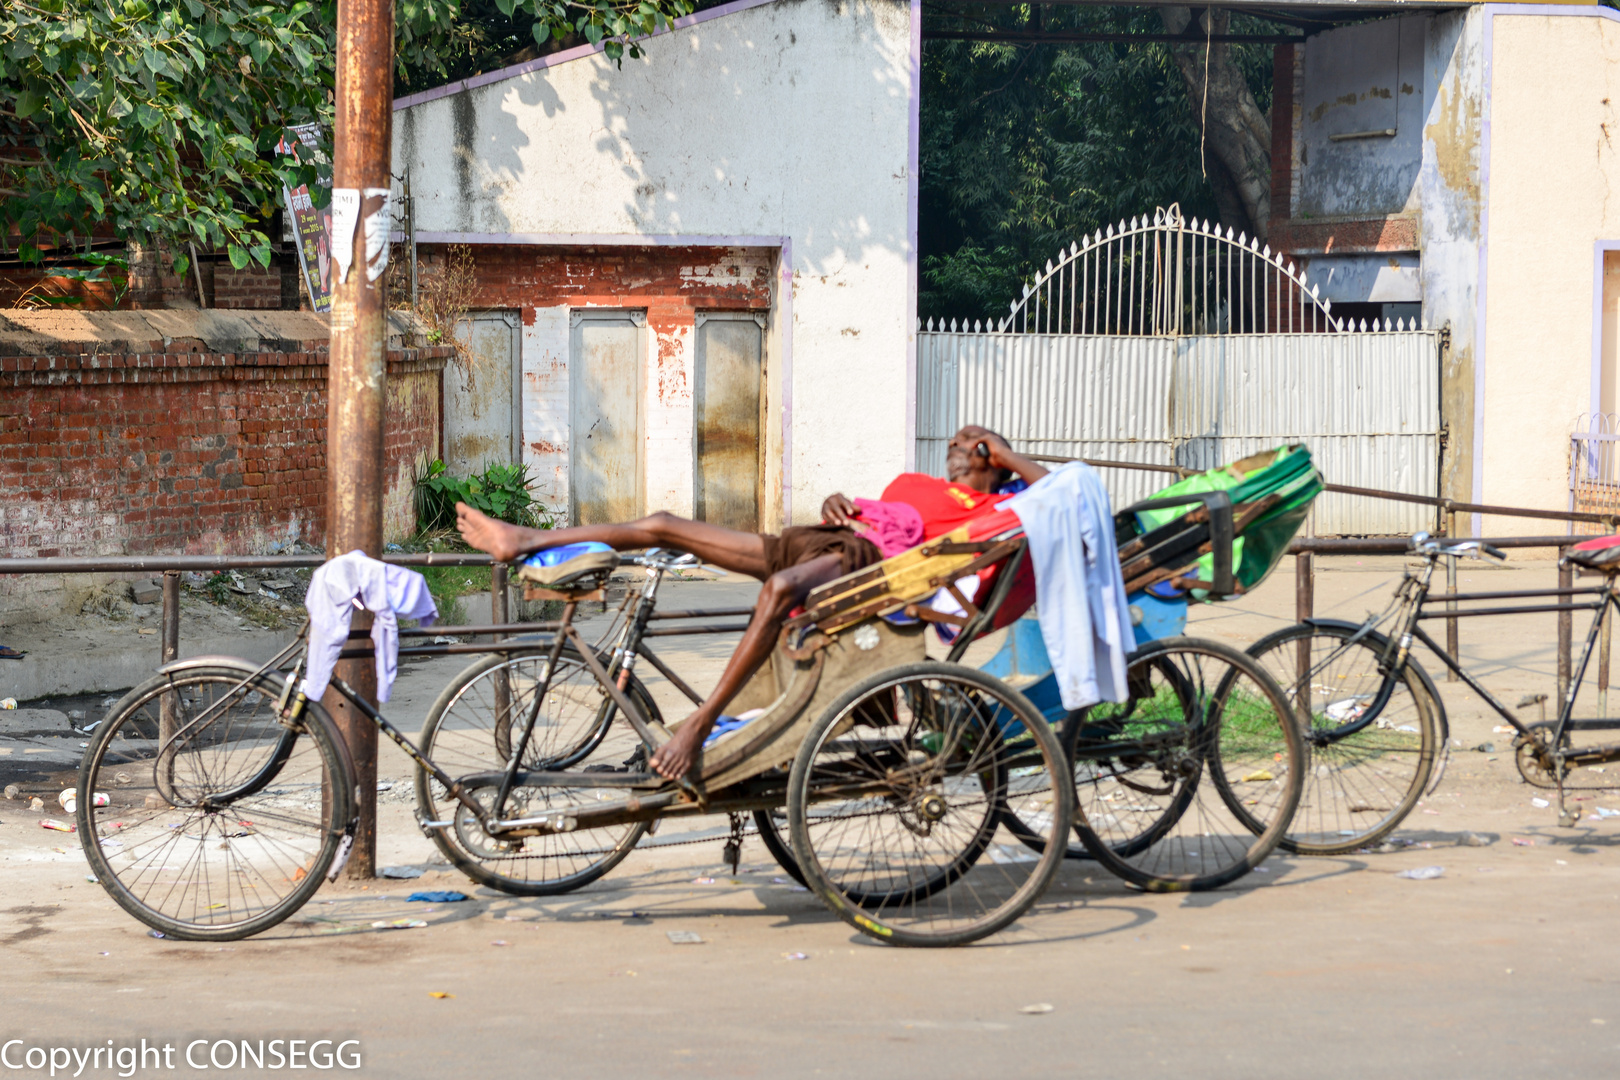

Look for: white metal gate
[916,206,1442,535]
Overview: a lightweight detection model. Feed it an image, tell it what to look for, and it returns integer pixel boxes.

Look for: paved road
[5,562,1619,1079]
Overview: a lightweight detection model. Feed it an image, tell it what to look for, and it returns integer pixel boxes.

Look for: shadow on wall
[399,0,914,278]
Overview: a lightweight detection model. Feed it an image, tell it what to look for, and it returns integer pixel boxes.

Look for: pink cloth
[851,498,925,558]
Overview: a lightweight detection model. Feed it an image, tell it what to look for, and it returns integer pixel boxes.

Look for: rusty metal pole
[1600,580,1613,719]
[159,571,181,743]
[1445,508,1459,680]
[1558,551,1573,706]
[491,562,511,739]
[323,0,394,880]
[491,562,508,637]
[160,572,180,665]
[1294,552,1313,684]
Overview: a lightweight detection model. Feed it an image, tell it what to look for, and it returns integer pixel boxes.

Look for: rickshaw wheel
[414,647,657,895]
[1244,622,1441,854]
[786,661,1074,947]
[751,808,805,885]
[79,664,354,941]
[1002,653,1200,860]
[1071,637,1306,892]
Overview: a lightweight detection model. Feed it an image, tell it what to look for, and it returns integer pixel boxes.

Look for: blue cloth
[703,715,752,748]
[1007,462,1134,710]
[407,891,469,903]
[522,541,614,568]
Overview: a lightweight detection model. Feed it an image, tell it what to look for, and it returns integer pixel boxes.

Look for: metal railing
[0,553,517,674]
[3,457,1614,699]
[1033,453,1615,693]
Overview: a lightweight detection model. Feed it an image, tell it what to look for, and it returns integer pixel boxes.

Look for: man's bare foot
[650,721,709,780]
[456,502,525,562]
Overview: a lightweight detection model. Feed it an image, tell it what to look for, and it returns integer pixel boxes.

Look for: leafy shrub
[413,459,548,533]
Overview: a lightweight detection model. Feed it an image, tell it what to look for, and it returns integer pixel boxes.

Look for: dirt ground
[5,559,1620,1079]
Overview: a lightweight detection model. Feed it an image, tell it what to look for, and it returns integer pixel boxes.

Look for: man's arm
[958,425,1048,486]
[990,443,1049,486]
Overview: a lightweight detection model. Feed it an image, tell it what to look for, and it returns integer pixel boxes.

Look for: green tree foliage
[2,0,692,270]
[1,0,332,270]
[920,6,1274,326]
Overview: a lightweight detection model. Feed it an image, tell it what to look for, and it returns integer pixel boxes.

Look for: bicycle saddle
[516,542,620,589]
[1563,534,1620,572]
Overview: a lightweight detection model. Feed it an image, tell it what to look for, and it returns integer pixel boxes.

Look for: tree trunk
[1160,7,1272,242]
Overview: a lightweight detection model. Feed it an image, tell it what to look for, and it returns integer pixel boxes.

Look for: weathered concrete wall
[1480,8,1620,531]
[1299,15,1430,219]
[1420,8,1484,508]
[393,0,914,526]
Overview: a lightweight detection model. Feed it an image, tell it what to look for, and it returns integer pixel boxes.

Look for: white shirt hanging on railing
[301,550,438,704]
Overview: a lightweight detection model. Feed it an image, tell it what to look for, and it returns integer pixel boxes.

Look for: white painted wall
[1481,9,1620,531]
[394,0,915,527]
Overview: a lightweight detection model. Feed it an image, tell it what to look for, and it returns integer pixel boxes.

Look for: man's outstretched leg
[456,503,770,579]
[456,502,873,782]
[647,553,845,780]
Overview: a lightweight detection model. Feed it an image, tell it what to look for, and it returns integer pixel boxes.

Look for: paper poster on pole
[277,124,333,312]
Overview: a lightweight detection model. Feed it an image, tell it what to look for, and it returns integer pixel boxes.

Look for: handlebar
[621,548,702,570]
[1407,532,1508,562]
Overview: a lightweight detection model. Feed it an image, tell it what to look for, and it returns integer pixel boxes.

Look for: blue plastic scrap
[407,891,470,903]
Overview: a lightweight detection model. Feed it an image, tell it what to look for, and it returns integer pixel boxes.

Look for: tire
[752,808,805,885]
[1245,622,1439,854]
[414,645,656,896]
[78,664,354,941]
[786,661,1074,947]
[1047,654,1202,861]
[1071,638,1306,892]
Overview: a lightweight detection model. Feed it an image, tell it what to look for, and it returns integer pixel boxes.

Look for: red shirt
[879,473,1014,540]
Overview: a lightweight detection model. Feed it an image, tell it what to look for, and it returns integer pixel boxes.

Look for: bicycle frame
[1297,547,1620,820]
[218,553,751,841]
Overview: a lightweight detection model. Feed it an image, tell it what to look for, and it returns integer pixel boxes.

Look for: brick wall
[0,345,451,573]
[211,264,286,310]
[0,249,301,311]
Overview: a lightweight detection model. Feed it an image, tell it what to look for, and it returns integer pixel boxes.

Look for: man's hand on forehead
[951,425,1005,449]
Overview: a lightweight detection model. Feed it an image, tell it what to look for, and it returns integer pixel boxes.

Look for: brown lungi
[760,525,881,579]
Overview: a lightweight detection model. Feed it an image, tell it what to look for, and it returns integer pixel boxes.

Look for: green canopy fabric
[1133,444,1323,599]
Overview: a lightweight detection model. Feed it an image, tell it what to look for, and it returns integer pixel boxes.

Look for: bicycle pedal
[1559,809,1582,828]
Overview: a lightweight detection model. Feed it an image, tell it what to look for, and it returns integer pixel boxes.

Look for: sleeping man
[454,425,1050,782]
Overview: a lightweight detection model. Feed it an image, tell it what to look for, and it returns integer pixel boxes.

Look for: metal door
[570,310,645,525]
[916,206,1443,535]
[447,311,522,477]
[693,312,765,531]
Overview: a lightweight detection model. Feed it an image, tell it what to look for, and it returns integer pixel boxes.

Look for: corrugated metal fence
[916,328,1443,535]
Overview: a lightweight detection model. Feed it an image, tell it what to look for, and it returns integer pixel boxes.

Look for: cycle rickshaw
[75,447,1319,942]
